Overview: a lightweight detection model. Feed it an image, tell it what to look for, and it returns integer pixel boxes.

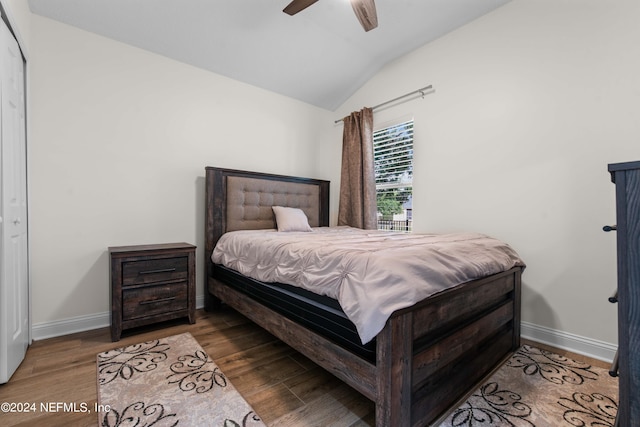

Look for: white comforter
[211,226,525,344]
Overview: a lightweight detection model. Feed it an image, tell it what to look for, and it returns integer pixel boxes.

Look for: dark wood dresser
[608,160,640,427]
[109,243,196,341]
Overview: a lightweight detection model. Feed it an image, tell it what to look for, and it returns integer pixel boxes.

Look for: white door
[0,18,28,384]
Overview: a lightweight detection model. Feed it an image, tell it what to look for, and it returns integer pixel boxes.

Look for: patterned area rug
[438,345,619,426]
[96,332,265,427]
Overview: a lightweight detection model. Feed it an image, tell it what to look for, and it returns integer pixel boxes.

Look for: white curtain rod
[334,84,433,124]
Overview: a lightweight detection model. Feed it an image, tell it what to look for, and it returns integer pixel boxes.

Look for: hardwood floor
[0,308,374,427]
[0,308,610,427]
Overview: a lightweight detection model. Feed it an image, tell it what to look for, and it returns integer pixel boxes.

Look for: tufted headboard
[204,167,330,278]
[225,175,322,231]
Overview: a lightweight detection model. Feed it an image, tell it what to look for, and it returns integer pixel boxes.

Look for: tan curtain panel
[338,107,377,229]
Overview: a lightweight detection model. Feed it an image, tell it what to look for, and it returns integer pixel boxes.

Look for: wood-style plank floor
[0,308,609,427]
[0,308,374,427]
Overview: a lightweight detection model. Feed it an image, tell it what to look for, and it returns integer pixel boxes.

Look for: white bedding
[211,226,525,344]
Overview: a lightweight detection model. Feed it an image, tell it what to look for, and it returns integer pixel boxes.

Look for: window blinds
[373,120,413,227]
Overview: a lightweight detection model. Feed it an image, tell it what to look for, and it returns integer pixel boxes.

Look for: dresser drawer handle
[602,225,617,232]
[139,297,176,305]
[139,268,177,275]
[608,289,618,303]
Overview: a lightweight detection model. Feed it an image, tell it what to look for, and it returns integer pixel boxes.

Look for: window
[373,119,413,231]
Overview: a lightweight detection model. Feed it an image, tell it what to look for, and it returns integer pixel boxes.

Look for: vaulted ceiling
[27,0,511,110]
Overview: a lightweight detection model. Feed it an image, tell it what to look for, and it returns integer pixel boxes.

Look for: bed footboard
[377,267,521,426]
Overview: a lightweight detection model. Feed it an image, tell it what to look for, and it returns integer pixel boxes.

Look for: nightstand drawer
[123,282,188,320]
[122,257,188,286]
[110,242,196,341]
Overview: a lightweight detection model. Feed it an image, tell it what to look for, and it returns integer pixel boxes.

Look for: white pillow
[272,206,313,232]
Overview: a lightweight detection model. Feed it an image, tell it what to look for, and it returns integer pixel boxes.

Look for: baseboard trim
[32,295,207,341]
[521,321,617,363]
[32,311,110,341]
[32,305,618,363]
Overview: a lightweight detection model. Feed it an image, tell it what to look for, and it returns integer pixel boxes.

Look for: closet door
[0,18,28,384]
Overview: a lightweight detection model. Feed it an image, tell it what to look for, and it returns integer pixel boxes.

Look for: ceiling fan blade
[283,0,321,16]
[351,0,378,31]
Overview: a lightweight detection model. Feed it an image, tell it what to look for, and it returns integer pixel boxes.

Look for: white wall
[329,0,640,350]
[27,15,332,328]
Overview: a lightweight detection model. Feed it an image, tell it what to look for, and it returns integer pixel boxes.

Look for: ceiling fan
[283,0,378,32]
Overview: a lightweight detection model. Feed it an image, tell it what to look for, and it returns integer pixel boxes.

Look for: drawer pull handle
[602,225,617,232]
[608,289,618,303]
[139,297,176,305]
[139,268,177,275]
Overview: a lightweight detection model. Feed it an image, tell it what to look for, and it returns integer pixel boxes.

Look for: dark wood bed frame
[204,166,523,427]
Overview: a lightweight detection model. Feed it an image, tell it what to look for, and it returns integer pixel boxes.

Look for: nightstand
[109,243,196,341]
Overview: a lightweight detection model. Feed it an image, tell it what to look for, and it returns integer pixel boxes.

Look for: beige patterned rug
[438,345,619,426]
[96,332,265,427]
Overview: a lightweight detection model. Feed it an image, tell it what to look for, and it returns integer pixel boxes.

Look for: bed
[204,166,524,427]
